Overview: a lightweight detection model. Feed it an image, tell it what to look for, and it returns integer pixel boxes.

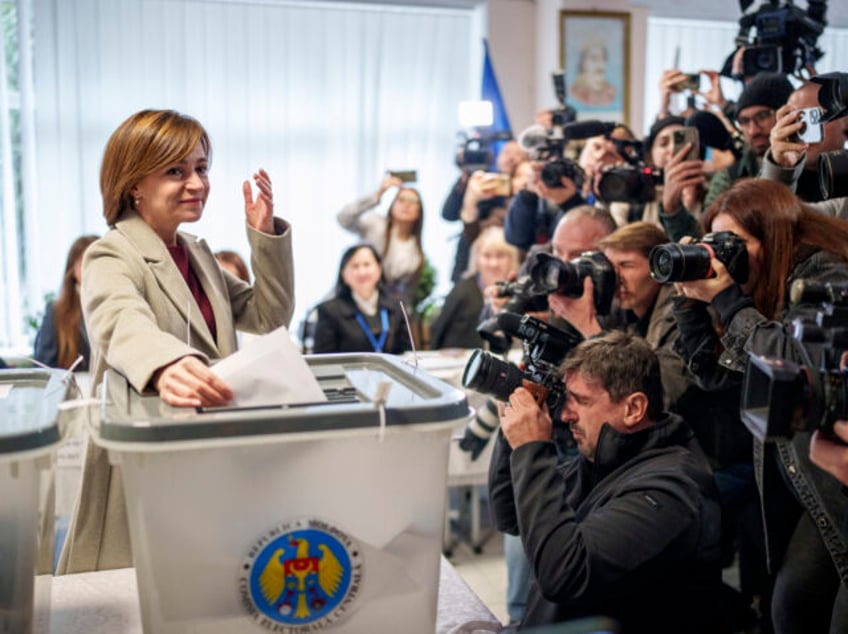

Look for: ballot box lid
[0,368,68,455]
[98,352,471,443]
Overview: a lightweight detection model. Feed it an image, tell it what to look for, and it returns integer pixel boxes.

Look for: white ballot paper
[211,326,327,407]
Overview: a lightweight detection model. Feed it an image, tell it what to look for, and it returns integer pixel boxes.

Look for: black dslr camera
[648,231,749,284]
[517,72,584,190]
[541,71,581,189]
[529,252,617,316]
[462,313,580,412]
[476,251,616,354]
[478,275,551,354]
[456,132,513,173]
[740,279,848,442]
[533,116,653,205]
[811,72,848,200]
[590,131,660,205]
[597,163,663,205]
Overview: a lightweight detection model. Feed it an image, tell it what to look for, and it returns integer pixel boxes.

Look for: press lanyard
[355,308,389,352]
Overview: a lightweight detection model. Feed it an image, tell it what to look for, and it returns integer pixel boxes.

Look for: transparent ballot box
[0,369,70,634]
[94,353,472,633]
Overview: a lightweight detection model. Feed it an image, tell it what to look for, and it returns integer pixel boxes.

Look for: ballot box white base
[108,423,460,633]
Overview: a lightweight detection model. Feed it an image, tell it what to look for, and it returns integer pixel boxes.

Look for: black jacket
[490,413,723,632]
[504,189,587,252]
[673,247,848,583]
[312,292,411,355]
[429,275,485,350]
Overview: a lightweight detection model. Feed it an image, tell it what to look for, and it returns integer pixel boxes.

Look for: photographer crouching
[489,331,723,632]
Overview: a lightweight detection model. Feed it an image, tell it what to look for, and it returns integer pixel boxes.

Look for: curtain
[0,0,31,352]
[23,0,474,349]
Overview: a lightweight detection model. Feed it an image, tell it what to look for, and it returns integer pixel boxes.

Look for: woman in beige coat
[58,109,295,573]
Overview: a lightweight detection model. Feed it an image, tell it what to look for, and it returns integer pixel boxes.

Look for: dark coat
[313,292,411,355]
[429,275,485,350]
[489,413,723,632]
[504,189,586,252]
[33,301,91,371]
[673,247,848,583]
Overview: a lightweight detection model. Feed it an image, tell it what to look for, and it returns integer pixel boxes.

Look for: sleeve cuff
[711,283,754,326]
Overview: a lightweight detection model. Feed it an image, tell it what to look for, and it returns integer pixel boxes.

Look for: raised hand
[378,173,404,197]
[662,144,706,216]
[769,105,807,168]
[675,257,734,304]
[243,168,275,234]
[547,276,602,339]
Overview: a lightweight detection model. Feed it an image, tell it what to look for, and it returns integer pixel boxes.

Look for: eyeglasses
[396,195,420,204]
[736,109,775,129]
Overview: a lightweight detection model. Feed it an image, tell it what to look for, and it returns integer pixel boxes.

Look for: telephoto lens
[529,251,617,316]
[648,243,712,283]
[596,165,660,204]
[649,231,748,284]
[541,158,584,189]
[531,252,584,297]
[818,151,848,200]
[461,349,524,402]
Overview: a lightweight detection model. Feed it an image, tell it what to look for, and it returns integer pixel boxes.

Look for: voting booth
[93,353,471,633]
[0,369,70,634]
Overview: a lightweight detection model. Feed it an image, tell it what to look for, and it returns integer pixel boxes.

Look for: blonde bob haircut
[100,109,211,226]
[466,226,521,277]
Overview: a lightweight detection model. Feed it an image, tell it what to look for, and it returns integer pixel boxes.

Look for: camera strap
[355,308,389,352]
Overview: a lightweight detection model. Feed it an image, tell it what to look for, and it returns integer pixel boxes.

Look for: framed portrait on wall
[559,10,630,124]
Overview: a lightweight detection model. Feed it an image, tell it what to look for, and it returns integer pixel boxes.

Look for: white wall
[487,0,537,132]
[482,0,653,135]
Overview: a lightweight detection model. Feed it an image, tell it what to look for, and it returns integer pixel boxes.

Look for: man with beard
[489,331,723,632]
[704,72,793,207]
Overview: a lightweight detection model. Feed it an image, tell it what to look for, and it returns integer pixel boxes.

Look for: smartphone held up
[672,127,700,161]
[388,170,418,183]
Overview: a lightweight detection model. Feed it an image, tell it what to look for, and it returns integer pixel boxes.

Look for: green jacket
[704,147,760,209]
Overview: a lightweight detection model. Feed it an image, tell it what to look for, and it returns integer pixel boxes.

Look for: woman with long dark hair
[336,174,426,309]
[34,234,99,370]
[312,243,411,355]
[673,178,848,633]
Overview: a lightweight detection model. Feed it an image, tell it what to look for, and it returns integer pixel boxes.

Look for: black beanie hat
[645,115,685,155]
[734,72,794,118]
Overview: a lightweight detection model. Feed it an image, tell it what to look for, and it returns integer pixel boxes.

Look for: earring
[134,197,140,208]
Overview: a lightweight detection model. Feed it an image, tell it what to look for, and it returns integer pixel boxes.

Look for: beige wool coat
[57,209,294,573]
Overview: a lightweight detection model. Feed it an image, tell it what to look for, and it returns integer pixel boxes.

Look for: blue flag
[481,39,511,133]
[480,39,511,167]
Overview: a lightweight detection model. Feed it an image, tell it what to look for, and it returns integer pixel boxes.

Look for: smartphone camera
[389,170,417,183]
[486,172,511,197]
[676,73,700,92]
[792,107,824,144]
[672,127,700,161]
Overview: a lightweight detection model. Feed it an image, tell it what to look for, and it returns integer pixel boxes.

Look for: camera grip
[521,380,549,408]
